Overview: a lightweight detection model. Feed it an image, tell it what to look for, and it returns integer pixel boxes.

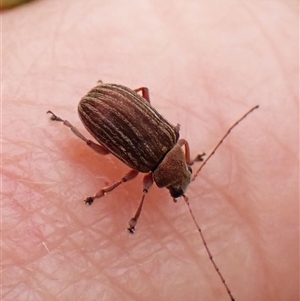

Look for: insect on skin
[47,81,259,301]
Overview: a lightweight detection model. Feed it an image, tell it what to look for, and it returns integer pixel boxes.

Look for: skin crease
[2,1,298,301]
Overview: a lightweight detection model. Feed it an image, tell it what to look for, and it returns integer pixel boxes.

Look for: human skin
[2,1,298,301]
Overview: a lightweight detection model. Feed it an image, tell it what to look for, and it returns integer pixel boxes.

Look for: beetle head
[153,144,192,199]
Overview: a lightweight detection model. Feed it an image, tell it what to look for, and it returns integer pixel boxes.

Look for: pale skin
[2,1,298,301]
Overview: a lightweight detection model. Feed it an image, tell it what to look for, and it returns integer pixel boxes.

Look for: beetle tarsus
[47,110,63,122]
[84,197,95,205]
[127,226,135,234]
[190,152,206,165]
[127,229,135,234]
[195,152,206,162]
[127,219,136,234]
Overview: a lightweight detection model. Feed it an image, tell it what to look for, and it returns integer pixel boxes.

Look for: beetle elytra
[47,81,258,301]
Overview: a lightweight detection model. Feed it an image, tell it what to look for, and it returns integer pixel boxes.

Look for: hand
[3,1,297,301]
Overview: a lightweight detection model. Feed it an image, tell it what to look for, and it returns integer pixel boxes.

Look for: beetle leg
[84,169,139,205]
[178,139,205,165]
[134,87,150,103]
[128,173,154,234]
[47,111,109,155]
[178,139,192,164]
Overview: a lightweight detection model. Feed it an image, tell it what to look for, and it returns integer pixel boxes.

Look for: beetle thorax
[153,144,191,198]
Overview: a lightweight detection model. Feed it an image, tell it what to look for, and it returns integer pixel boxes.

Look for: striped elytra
[78,84,179,173]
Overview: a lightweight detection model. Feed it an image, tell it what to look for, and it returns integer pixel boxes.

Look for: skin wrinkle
[157,207,206,273]
[3,1,298,301]
[241,1,294,95]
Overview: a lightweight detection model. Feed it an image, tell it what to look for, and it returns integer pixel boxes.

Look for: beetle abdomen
[78,84,179,172]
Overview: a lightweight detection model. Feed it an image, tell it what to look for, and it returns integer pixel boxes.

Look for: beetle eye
[169,187,184,198]
[188,166,192,173]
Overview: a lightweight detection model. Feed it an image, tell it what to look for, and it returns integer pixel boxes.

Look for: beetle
[47,81,258,301]
[47,82,205,233]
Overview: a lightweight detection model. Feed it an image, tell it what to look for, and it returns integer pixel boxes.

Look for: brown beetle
[48,82,205,233]
[47,82,258,301]
[77,84,202,197]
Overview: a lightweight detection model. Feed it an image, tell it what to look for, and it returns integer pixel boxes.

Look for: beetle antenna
[186,105,258,300]
[192,105,259,181]
[183,195,235,301]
